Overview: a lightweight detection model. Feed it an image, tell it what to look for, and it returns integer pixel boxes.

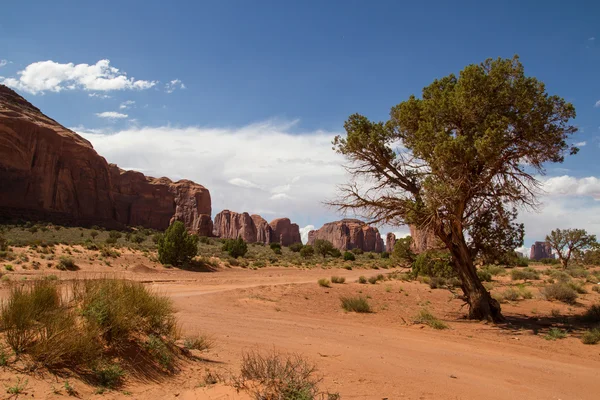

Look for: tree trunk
[444,226,504,322]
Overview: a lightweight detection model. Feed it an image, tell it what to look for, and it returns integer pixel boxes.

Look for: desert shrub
[477,270,492,282]
[414,309,448,330]
[183,334,214,352]
[4,264,13,271]
[199,236,211,245]
[581,328,600,345]
[74,279,177,345]
[542,283,578,304]
[566,266,589,279]
[0,235,8,251]
[270,242,282,252]
[539,257,560,265]
[108,231,122,240]
[544,328,567,341]
[329,248,342,258]
[131,234,145,244]
[511,268,540,281]
[593,285,600,293]
[358,276,367,284]
[428,276,447,289]
[252,260,267,268]
[317,278,331,288]
[289,242,303,252]
[300,245,314,258]
[352,248,363,255]
[84,240,99,251]
[380,251,390,259]
[343,251,355,261]
[331,276,345,284]
[412,250,455,279]
[368,276,378,284]
[158,221,199,266]
[482,265,506,276]
[340,296,371,313]
[233,351,323,400]
[547,269,571,283]
[144,334,174,370]
[93,362,125,388]
[89,231,99,240]
[567,281,587,294]
[515,256,529,267]
[100,246,120,258]
[57,256,77,271]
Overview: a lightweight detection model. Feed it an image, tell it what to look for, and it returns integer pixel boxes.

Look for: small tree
[289,243,304,252]
[343,251,356,261]
[546,229,597,269]
[222,237,248,259]
[313,239,335,258]
[391,236,415,264]
[90,231,99,240]
[157,221,199,266]
[300,245,314,258]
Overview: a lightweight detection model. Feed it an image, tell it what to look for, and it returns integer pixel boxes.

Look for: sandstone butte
[307,219,385,253]
[0,84,213,235]
[385,226,439,254]
[213,210,301,245]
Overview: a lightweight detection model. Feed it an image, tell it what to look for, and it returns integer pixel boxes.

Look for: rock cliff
[307,219,384,253]
[0,84,212,233]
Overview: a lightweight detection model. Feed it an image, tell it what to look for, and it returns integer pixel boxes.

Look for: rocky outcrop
[212,211,299,245]
[0,84,212,233]
[251,214,273,244]
[269,218,302,246]
[530,241,553,260]
[386,232,397,253]
[409,225,438,253]
[307,219,384,253]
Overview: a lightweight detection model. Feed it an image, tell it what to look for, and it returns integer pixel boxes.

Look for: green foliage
[157,221,199,266]
[414,309,448,330]
[581,328,600,345]
[542,283,578,304]
[183,334,214,352]
[546,228,597,268]
[380,251,390,259]
[108,231,122,240]
[477,270,492,282]
[351,248,363,255]
[329,248,342,258]
[412,250,455,279]
[222,237,248,259]
[358,276,367,284]
[93,362,125,388]
[343,251,355,261]
[57,256,77,271]
[299,245,314,258]
[313,239,336,258]
[289,242,304,252]
[511,268,540,281]
[544,328,567,341]
[391,236,415,264]
[340,296,371,313]
[270,242,282,252]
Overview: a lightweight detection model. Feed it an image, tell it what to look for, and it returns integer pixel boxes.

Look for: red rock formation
[251,214,273,244]
[0,84,212,232]
[386,232,397,253]
[269,218,302,246]
[409,225,438,253]
[212,210,257,242]
[307,219,384,253]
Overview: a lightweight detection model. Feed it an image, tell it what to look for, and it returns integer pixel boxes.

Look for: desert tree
[331,56,577,321]
[545,228,597,269]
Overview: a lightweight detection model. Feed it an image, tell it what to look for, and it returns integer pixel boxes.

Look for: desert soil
[1,247,600,399]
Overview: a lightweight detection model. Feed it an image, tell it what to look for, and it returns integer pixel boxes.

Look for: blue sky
[1,0,600,250]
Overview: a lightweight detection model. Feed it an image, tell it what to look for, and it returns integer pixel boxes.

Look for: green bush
[544,328,567,341]
[289,243,303,252]
[331,276,346,284]
[343,251,355,261]
[93,362,125,388]
[582,328,600,345]
[313,239,335,258]
[108,231,122,240]
[477,269,492,282]
[511,268,540,281]
[542,283,578,304]
[329,248,342,258]
[157,221,199,266]
[352,248,363,255]
[380,251,390,259]
[57,256,77,271]
[222,237,248,259]
[269,242,282,252]
[299,245,314,258]
[340,296,371,313]
[412,250,455,278]
[428,277,447,289]
[392,236,415,264]
[358,276,367,284]
[414,309,448,330]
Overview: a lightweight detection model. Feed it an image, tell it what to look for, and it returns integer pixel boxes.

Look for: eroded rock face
[307,219,384,253]
[213,210,258,242]
[269,218,302,246]
[0,84,212,232]
[386,232,397,253]
[409,225,438,253]
[251,214,273,244]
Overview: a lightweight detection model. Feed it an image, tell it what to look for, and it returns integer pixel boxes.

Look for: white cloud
[299,225,314,244]
[119,100,136,109]
[0,60,8,68]
[270,193,291,200]
[590,37,596,41]
[95,111,128,119]
[88,93,111,99]
[515,246,529,258]
[542,175,600,199]
[1,59,157,94]
[595,100,600,108]
[574,141,587,147]
[228,178,260,189]
[165,79,185,93]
